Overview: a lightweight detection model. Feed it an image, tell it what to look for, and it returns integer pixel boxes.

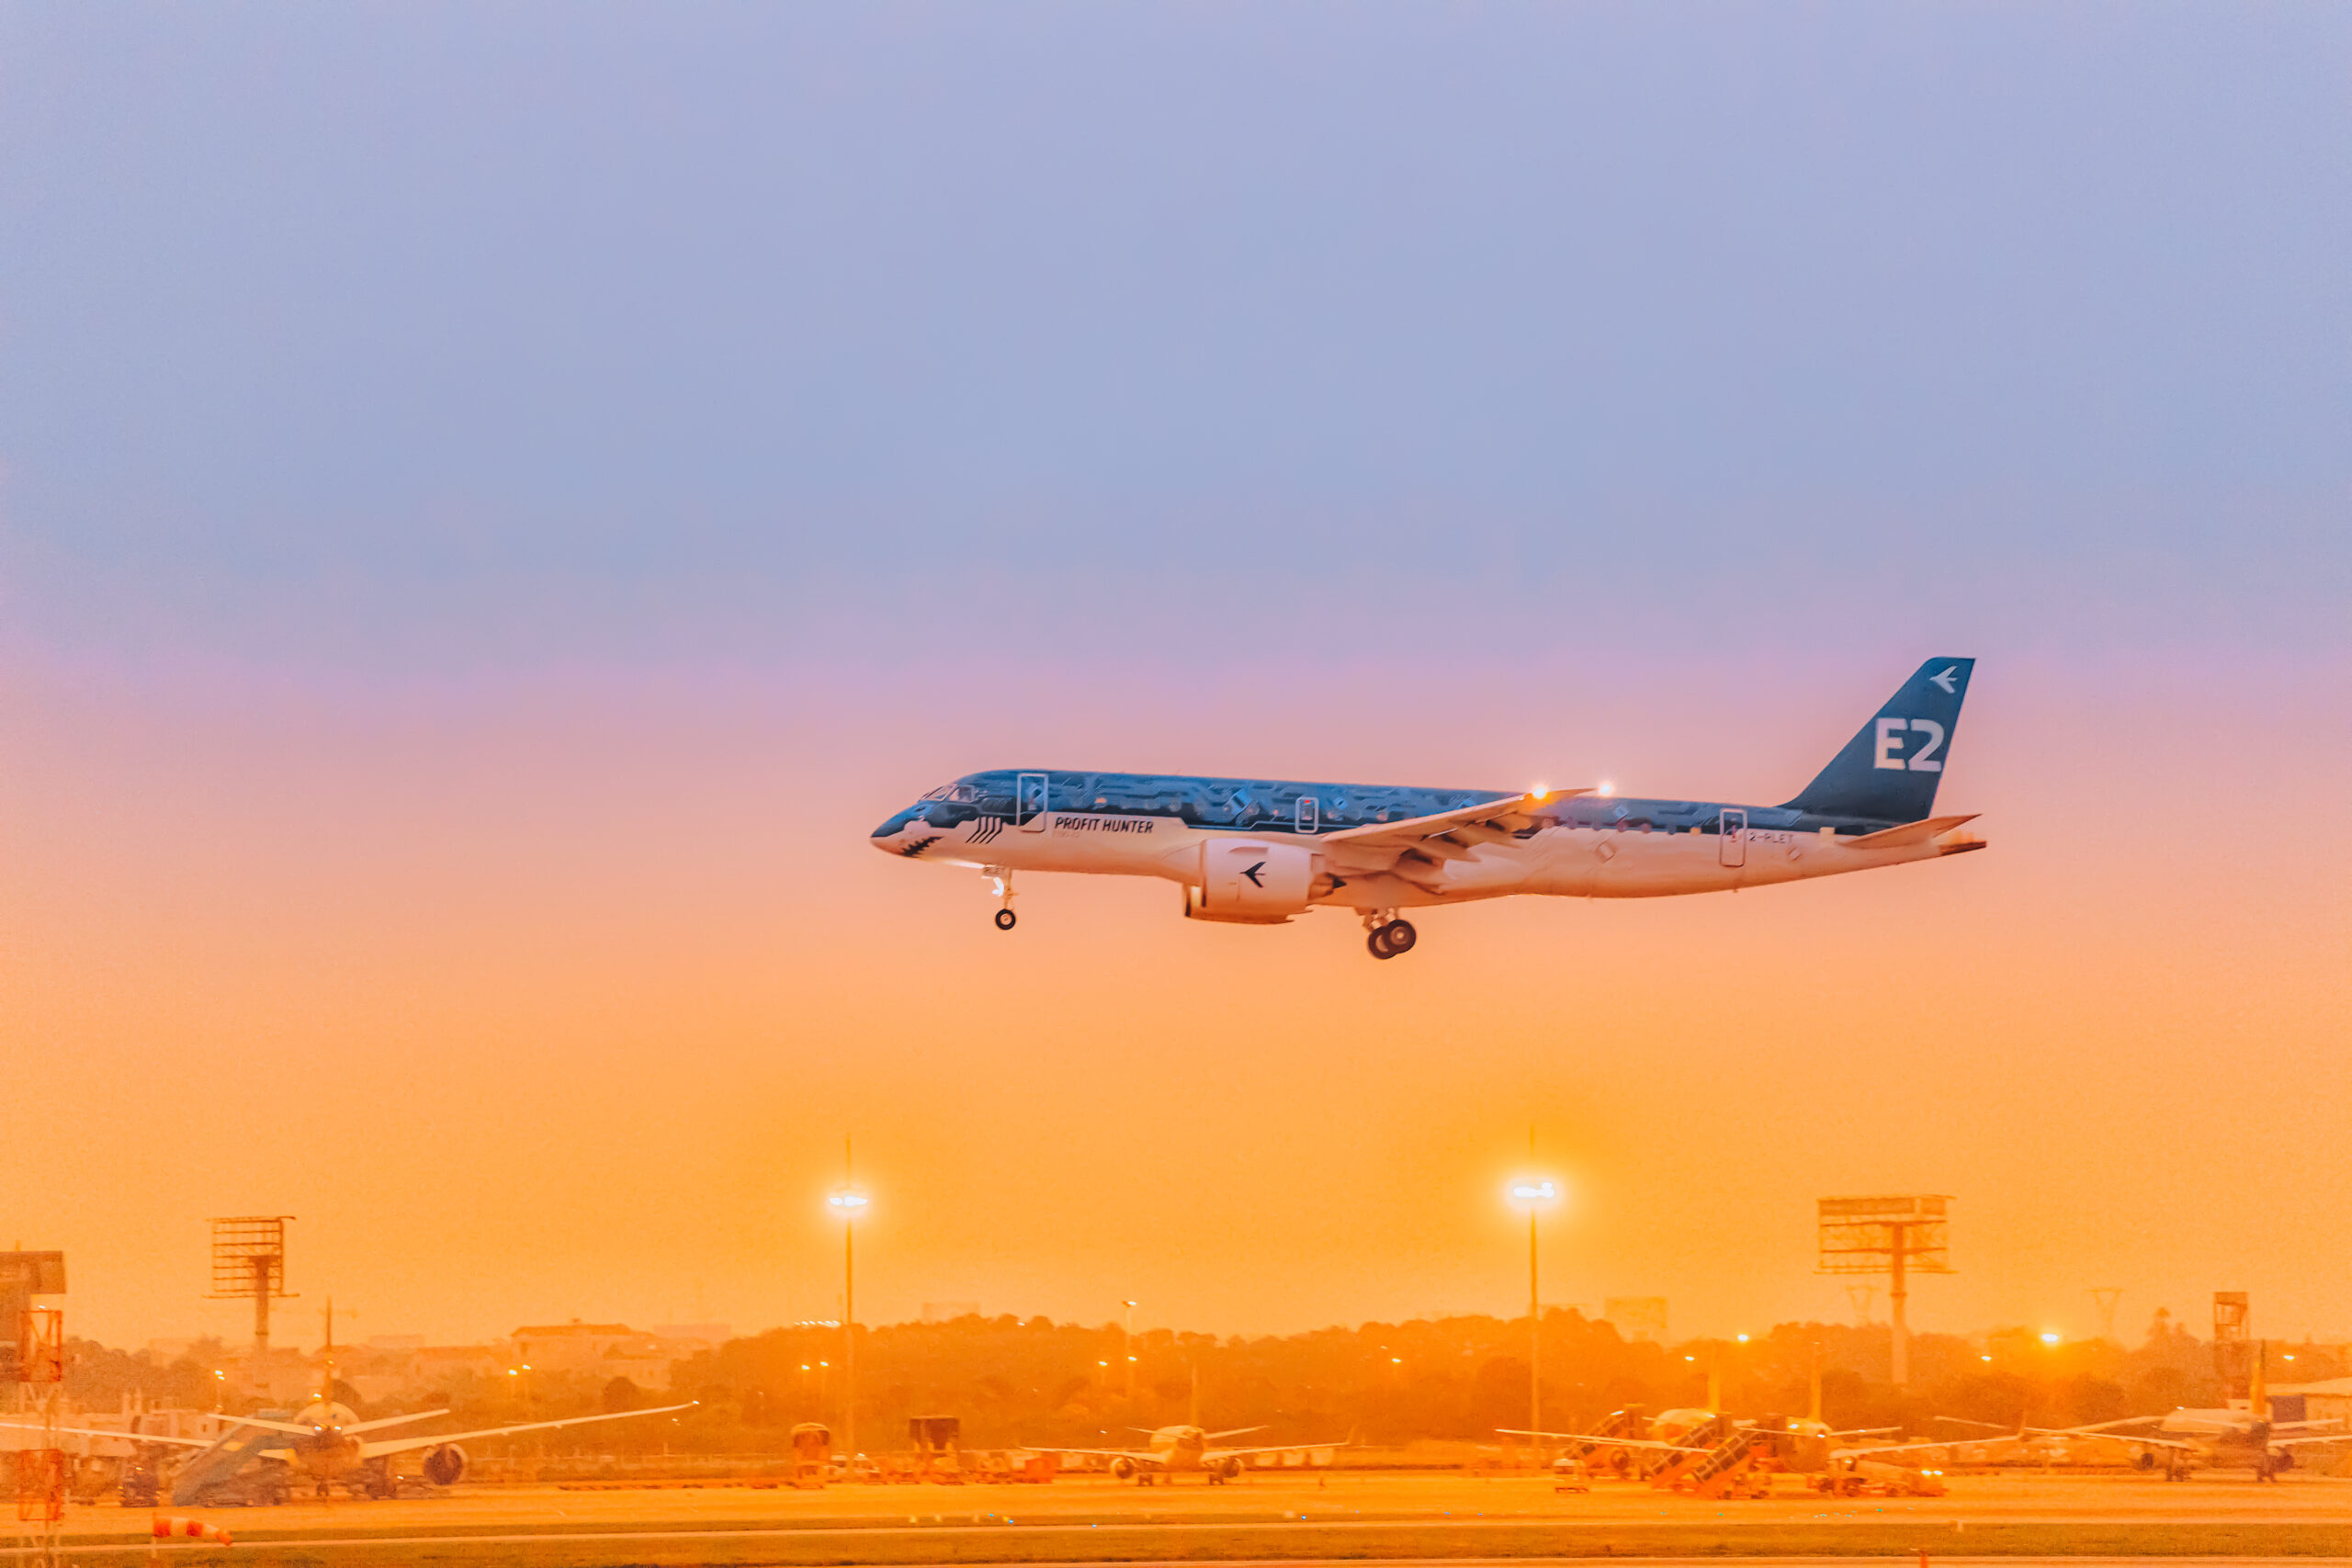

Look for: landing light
[829,1188,870,1213]
[1597,781,1614,797]
[1508,1179,1559,1206]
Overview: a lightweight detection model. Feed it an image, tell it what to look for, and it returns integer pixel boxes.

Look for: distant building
[511,1323,641,1376]
[413,1344,509,1385]
[1604,1297,1668,1344]
[510,1322,697,1390]
[2270,1378,2352,1429]
[922,1303,981,1323]
[649,1325,731,1351]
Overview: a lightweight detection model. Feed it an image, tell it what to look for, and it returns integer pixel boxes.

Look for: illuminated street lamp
[1507,1162,1562,1467]
[1122,1300,1139,1401]
[829,1139,869,1465]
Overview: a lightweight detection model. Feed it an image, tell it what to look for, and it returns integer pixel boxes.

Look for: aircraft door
[1017,773,1049,831]
[1295,795,1318,834]
[1718,808,1747,868]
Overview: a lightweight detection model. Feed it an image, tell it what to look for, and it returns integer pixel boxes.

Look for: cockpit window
[951,785,981,804]
[920,784,952,801]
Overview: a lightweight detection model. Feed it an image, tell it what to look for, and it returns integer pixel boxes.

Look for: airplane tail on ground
[1781,658,1975,822]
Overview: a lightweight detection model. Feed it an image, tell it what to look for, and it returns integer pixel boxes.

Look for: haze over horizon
[2,4,2345,1352]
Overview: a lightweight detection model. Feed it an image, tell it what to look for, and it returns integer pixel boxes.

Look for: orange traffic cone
[152,1515,233,1545]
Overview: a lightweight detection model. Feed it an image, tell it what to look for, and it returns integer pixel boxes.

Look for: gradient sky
[2,3,2346,1352]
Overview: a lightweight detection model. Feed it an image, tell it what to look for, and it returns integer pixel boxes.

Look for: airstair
[170,1416,289,1506]
[1565,1408,1638,1462]
[1679,1429,1770,1499]
[1645,1415,1731,1483]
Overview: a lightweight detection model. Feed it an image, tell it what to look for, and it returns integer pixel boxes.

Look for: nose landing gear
[1363,911,1417,959]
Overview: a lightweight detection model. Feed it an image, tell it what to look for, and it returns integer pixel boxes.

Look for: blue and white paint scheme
[872,660,1982,959]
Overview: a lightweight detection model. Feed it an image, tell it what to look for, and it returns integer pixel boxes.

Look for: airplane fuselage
[873,771,1979,910]
[873,660,1984,954]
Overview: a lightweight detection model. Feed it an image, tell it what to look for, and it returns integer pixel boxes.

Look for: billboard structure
[1817,1195,1951,1387]
[208,1218,295,1400]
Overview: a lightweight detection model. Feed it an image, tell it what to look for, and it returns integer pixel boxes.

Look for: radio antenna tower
[1817,1196,1951,1388]
[2089,1288,2124,1344]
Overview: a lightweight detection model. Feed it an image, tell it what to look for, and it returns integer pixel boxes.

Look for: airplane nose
[871,806,923,847]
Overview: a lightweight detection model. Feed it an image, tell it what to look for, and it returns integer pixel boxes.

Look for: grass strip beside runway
[25,1517,2352,1564]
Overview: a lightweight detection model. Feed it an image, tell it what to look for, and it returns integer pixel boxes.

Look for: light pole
[1507,1170,1560,1471]
[1122,1301,1138,1402]
[828,1139,869,1466]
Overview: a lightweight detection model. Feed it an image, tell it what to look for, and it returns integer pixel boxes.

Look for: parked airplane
[2013,1348,2343,1480]
[1040,1424,1345,1485]
[6,1397,695,1500]
[873,659,1981,957]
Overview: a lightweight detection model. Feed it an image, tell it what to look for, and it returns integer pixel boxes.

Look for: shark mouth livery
[871,659,1983,960]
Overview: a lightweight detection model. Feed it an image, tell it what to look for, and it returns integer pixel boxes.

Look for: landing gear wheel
[1367,926,1396,959]
[1382,919,1417,954]
[994,908,1017,931]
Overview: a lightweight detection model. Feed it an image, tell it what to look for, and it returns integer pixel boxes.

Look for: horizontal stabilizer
[1847,814,1978,850]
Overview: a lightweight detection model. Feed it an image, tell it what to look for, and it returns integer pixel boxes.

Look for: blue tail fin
[1781,659,1975,821]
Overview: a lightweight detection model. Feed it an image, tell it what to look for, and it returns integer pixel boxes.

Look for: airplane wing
[345,1408,450,1434]
[1204,1426,1267,1441]
[2034,1416,2162,1435]
[1826,1427,1900,1439]
[1204,1438,1351,1462]
[356,1402,697,1461]
[2029,1427,2200,1453]
[1497,1427,1707,1454]
[1318,791,1588,888]
[0,1420,217,1450]
[1834,1438,1968,1459]
[212,1414,318,1436]
[2270,1431,2350,1449]
[1031,1445,1166,1467]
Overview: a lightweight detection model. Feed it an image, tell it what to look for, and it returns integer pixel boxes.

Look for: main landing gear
[1364,911,1417,960]
[986,867,1017,930]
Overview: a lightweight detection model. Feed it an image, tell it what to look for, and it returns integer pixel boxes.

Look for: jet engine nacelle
[1187,840,1316,923]
[1214,1455,1244,1480]
[420,1444,468,1487]
[1109,1456,1137,1481]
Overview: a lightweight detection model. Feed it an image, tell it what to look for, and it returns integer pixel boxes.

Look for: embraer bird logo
[1929,665,1960,694]
[899,835,940,858]
[1240,861,1267,887]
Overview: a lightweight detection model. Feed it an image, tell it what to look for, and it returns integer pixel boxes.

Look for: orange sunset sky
[1,6,2346,1352]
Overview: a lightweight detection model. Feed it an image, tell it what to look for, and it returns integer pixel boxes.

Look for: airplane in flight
[1039,1423,1347,1485]
[872,659,1981,957]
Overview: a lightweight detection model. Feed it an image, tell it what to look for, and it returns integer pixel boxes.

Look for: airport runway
[13,1473,2352,1563]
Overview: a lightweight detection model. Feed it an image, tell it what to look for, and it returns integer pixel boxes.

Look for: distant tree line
[62,1309,2329,1457]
